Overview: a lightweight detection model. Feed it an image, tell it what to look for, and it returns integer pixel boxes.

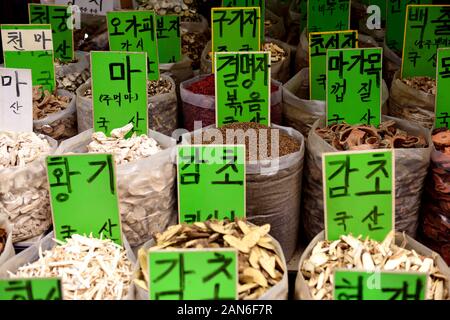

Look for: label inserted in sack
[91,51,148,137]
[107,10,160,80]
[333,270,427,300]
[29,4,74,62]
[0,278,63,300]
[434,48,450,129]
[215,51,271,127]
[148,249,238,300]
[54,0,114,16]
[1,24,55,92]
[323,150,395,241]
[177,145,246,224]
[222,0,265,43]
[401,5,450,78]
[0,68,33,133]
[307,0,350,33]
[326,47,382,127]
[156,15,181,64]
[46,154,123,245]
[309,30,358,101]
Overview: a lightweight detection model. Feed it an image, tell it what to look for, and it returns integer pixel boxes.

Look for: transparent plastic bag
[294,231,450,300]
[75,75,178,136]
[282,68,389,137]
[55,51,90,77]
[0,216,15,266]
[56,130,177,247]
[0,136,57,243]
[0,231,137,300]
[133,227,289,300]
[33,89,77,142]
[389,70,435,129]
[302,116,432,240]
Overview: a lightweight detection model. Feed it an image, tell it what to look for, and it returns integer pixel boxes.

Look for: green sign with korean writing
[323,150,394,242]
[221,0,265,43]
[333,270,427,300]
[91,51,148,137]
[46,154,122,245]
[0,278,62,300]
[107,10,159,80]
[309,30,358,101]
[385,0,432,53]
[156,15,181,64]
[29,4,74,62]
[211,7,261,58]
[148,249,238,300]
[215,52,270,127]
[326,48,382,126]
[307,0,350,33]
[1,24,55,92]
[298,0,308,34]
[435,48,450,129]
[177,145,246,224]
[402,5,450,78]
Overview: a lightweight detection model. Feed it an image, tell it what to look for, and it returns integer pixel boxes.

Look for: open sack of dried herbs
[0,232,136,300]
[181,122,304,261]
[419,128,450,265]
[302,117,431,241]
[134,220,288,300]
[180,75,283,132]
[294,231,449,300]
[55,51,90,94]
[388,71,436,129]
[56,123,177,247]
[282,68,389,138]
[0,215,14,266]
[33,85,77,142]
[0,131,57,243]
[200,39,291,83]
[75,74,178,136]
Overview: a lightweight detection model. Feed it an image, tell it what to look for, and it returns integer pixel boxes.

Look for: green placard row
[0,278,62,300]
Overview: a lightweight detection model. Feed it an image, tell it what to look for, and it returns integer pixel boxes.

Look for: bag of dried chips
[302,116,432,240]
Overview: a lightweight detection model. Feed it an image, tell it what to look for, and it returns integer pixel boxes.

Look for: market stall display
[295,231,449,300]
[0,131,57,243]
[134,220,288,300]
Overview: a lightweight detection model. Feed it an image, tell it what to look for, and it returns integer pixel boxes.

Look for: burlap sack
[0,231,136,300]
[302,116,432,240]
[181,124,305,260]
[383,43,402,88]
[282,68,389,137]
[389,70,435,129]
[133,228,289,300]
[294,231,450,300]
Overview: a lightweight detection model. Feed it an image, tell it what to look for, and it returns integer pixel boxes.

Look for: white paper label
[54,0,115,15]
[0,68,33,133]
[1,29,53,52]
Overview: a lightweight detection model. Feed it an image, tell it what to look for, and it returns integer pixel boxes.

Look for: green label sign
[211,7,261,57]
[323,150,394,242]
[177,145,246,224]
[334,270,427,300]
[402,5,450,78]
[107,11,159,80]
[385,0,432,53]
[215,52,270,127]
[299,0,308,34]
[309,30,358,101]
[0,278,62,300]
[326,48,382,126]
[148,249,238,300]
[307,0,350,33]
[222,0,265,43]
[91,51,148,137]
[156,15,181,64]
[29,4,74,62]
[1,24,55,92]
[435,48,450,129]
[46,154,122,245]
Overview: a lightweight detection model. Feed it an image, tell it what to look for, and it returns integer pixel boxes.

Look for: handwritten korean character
[333,211,354,232]
[211,148,244,185]
[113,92,122,106]
[310,34,326,57]
[30,5,50,24]
[98,218,119,241]
[203,252,235,300]
[99,94,112,106]
[350,50,382,87]
[1,70,28,97]
[360,108,376,125]
[52,7,71,32]
[96,116,110,132]
[358,79,373,102]
[382,279,424,300]
[316,74,326,91]
[128,111,145,134]
[330,78,347,102]
[47,156,81,202]
[329,51,349,78]
[60,225,77,239]
[431,7,450,36]
[335,276,363,300]
[409,7,428,42]
[109,55,142,93]
[6,31,24,51]
[408,51,422,67]
[55,39,71,59]
[436,112,450,128]
[327,155,358,198]
[9,101,23,115]
[225,89,243,118]
[355,153,391,196]
[180,148,208,184]
[439,56,450,78]
[361,205,385,231]
[33,30,52,50]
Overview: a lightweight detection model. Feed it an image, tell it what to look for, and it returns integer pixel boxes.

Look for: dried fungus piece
[9,234,133,300]
[300,232,449,300]
[263,42,287,63]
[135,220,285,300]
